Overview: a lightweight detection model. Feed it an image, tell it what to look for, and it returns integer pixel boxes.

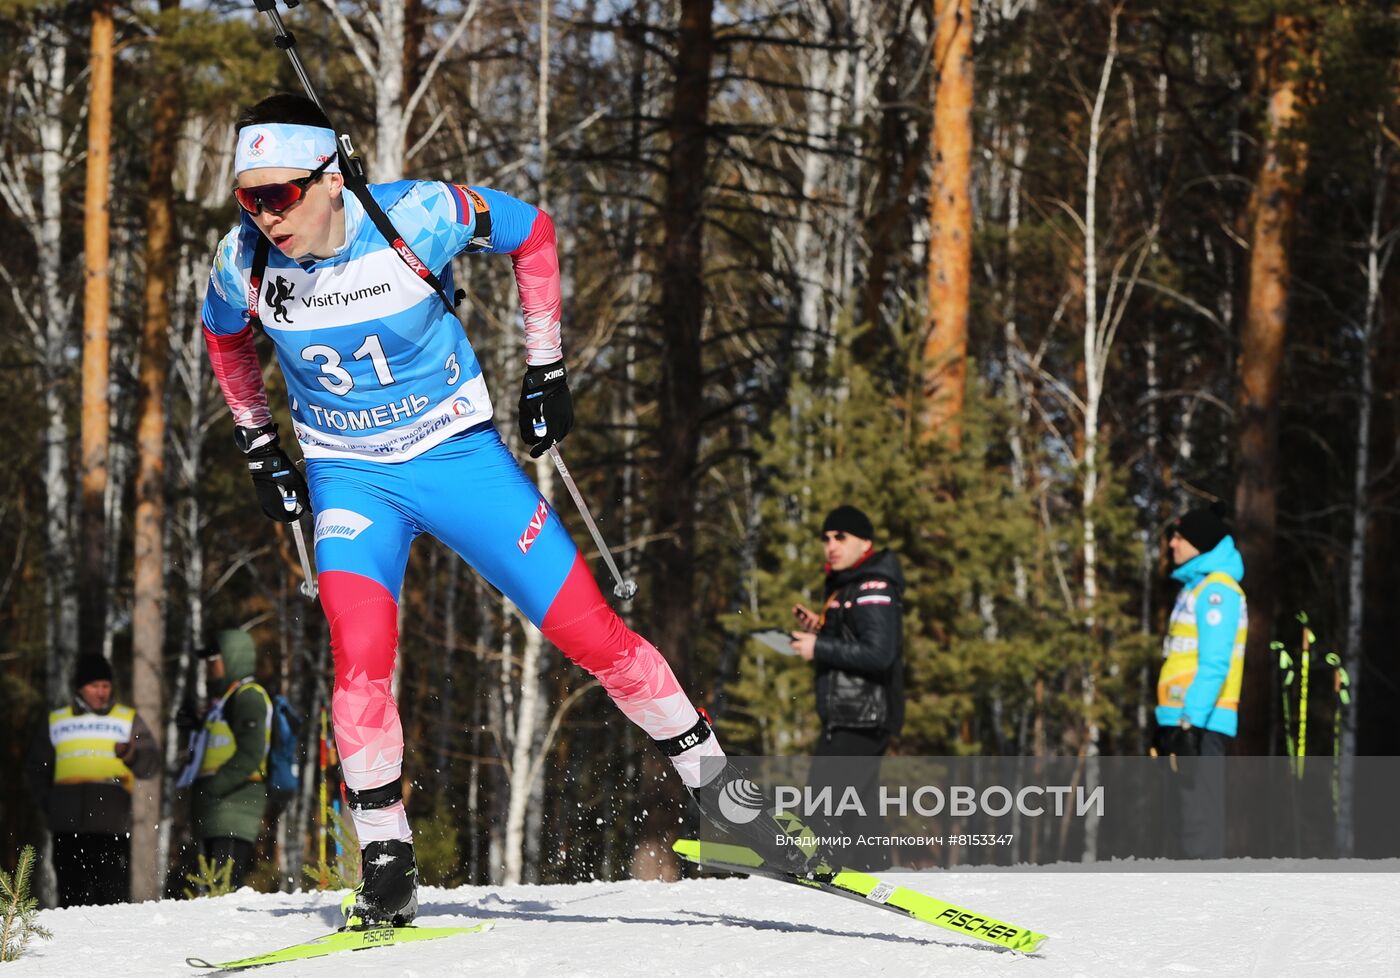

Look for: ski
[674,839,1048,954]
[186,921,494,971]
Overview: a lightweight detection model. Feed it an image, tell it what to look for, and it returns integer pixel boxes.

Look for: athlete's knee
[321,570,398,683]
[539,554,641,670]
[549,606,637,670]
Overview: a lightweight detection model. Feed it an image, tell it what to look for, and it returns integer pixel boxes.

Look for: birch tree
[318,0,481,179]
[1338,118,1395,852]
[0,21,80,701]
[783,0,869,366]
[502,0,553,884]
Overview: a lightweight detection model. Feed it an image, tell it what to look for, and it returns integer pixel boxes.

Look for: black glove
[175,698,203,733]
[239,424,310,523]
[518,360,573,458]
[1157,723,1201,757]
[1175,725,1203,757]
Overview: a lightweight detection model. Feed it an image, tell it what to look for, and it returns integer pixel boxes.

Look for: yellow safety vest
[1157,572,1247,712]
[49,704,137,790]
[197,680,271,781]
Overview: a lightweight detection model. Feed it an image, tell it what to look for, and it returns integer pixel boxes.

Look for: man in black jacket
[24,654,161,906]
[791,505,904,869]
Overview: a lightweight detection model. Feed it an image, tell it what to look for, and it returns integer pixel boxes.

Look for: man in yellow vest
[179,629,270,888]
[23,654,160,907]
[1155,504,1246,858]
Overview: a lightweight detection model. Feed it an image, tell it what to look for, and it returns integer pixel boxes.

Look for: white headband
[235,123,341,174]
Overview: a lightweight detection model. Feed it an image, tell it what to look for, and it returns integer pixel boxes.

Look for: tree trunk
[80,0,115,650]
[501,2,556,886]
[923,0,973,446]
[434,555,459,786]
[502,620,543,884]
[503,460,553,884]
[374,0,407,179]
[633,0,714,883]
[1080,8,1120,635]
[9,27,82,703]
[322,0,481,180]
[652,0,712,689]
[859,22,926,343]
[1,23,79,906]
[1234,16,1312,755]
[1078,8,1125,862]
[129,0,181,900]
[160,119,228,878]
[1339,122,1392,852]
[787,0,854,371]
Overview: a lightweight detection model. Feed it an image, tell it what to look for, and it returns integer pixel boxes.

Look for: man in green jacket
[181,629,270,888]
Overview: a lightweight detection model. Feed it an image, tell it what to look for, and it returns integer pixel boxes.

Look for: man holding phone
[789,505,904,869]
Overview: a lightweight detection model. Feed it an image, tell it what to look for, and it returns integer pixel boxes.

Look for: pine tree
[0,846,51,962]
[300,807,362,892]
[719,313,1154,758]
[182,853,235,900]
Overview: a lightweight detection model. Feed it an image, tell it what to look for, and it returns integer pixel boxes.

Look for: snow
[10,867,1398,977]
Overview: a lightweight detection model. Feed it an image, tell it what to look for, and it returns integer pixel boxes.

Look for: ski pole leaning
[282,490,318,600]
[1324,651,1351,816]
[547,446,638,600]
[251,0,327,605]
[1297,615,1312,777]
[1274,641,1296,759]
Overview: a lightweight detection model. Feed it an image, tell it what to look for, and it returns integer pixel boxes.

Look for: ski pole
[252,0,324,115]
[1297,616,1313,778]
[1325,651,1351,815]
[1272,641,1296,760]
[1325,652,1347,756]
[318,706,329,888]
[282,489,318,599]
[251,0,365,179]
[547,446,638,600]
[1329,653,1352,709]
[290,521,316,599]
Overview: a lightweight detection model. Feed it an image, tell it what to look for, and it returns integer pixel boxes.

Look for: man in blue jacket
[1155,505,1247,857]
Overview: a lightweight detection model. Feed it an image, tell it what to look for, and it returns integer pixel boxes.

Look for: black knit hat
[1171,505,1230,554]
[822,505,875,541]
[72,654,114,689]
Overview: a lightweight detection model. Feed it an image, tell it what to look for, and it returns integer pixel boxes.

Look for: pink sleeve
[204,325,272,429]
[510,210,564,366]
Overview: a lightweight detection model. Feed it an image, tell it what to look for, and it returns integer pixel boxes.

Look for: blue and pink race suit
[202,180,723,842]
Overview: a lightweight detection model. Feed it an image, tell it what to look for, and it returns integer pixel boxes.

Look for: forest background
[1,0,1398,900]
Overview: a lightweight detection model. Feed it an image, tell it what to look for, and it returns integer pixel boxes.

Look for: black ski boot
[689,759,836,877]
[344,839,419,929]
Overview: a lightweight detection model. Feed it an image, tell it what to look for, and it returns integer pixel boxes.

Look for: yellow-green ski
[674,839,1047,954]
[186,921,494,971]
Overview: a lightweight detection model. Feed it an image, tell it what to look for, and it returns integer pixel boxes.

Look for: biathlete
[202,93,809,926]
